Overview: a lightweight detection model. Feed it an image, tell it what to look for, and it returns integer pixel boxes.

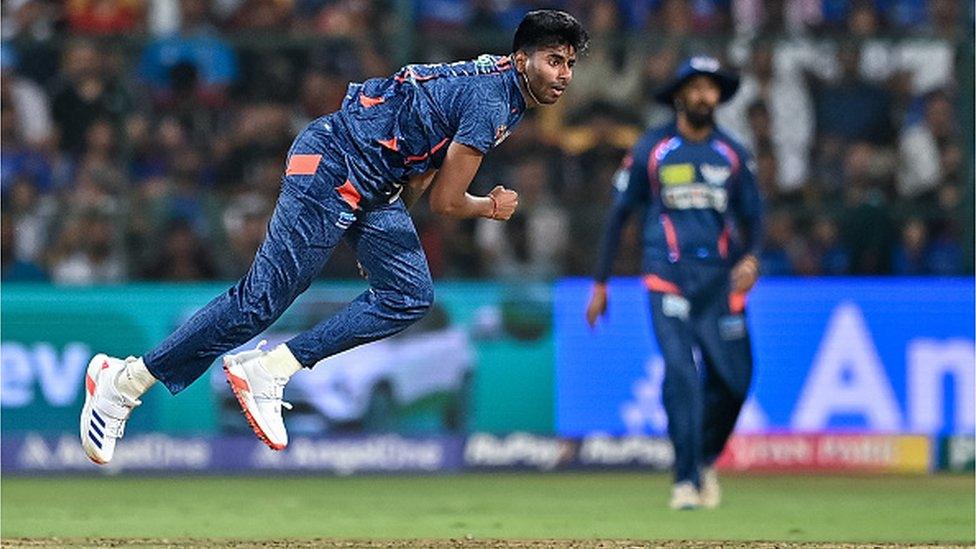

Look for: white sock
[115,357,156,400]
[264,344,302,379]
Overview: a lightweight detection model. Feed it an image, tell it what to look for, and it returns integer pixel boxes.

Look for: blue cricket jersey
[323,54,527,206]
[595,122,764,282]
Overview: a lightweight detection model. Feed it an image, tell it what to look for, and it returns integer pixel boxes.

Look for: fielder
[586,56,763,509]
[81,10,589,464]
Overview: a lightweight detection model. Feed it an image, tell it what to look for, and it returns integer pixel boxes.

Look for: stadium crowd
[1,0,971,283]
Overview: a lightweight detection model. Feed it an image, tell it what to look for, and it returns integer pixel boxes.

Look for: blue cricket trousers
[144,117,434,394]
[646,260,753,487]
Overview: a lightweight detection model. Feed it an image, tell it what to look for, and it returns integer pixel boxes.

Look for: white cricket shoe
[222,341,292,451]
[700,466,721,509]
[669,481,701,510]
[80,354,141,465]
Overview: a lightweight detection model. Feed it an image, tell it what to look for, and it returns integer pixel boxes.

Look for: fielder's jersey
[325,54,526,206]
[596,122,764,281]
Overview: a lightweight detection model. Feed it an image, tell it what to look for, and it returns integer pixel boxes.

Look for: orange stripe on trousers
[643,274,681,294]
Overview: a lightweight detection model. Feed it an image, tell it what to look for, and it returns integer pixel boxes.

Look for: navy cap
[654,55,740,106]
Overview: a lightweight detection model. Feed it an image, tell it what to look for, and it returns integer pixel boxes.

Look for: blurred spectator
[291,69,348,132]
[48,209,126,285]
[5,176,57,264]
[732,0,824,36]
[2,0,57,41]
[810,215,849,275]
[897,90,959,200]
[651,0,730,36]
[557,0,643,120]
[923,220,964,276]
[476,156,569,279]
[760,209,814,276]
[719,42,813,194]
[1,215,48,281]
[809,43,894,146]
[138,0,238,107]
[892,217,964,276]
[50,39,129,157]
[65,0,144,34]
[416,0,471,32]
[891,217,929,275]
[225,0,291,31]
[310,0,380,37]
[635,46,680,127]
[215,103,294,191]
[839,143,895,274]
[77,118,126,191]
[143,219,218,280]
[1,101,54,195]
[1,44,54,149]
[218,192,272,279]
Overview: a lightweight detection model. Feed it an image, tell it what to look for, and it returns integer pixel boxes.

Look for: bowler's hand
[585,283,608,328]
[730,255,760,294]
[487,185,519,220]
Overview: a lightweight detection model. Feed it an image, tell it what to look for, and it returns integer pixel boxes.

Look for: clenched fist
[487,185,519,220]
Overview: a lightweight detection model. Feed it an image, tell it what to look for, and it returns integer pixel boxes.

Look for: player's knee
[374,281,433,323]
[400,280,434,320]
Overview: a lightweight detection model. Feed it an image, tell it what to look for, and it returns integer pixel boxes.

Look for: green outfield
[2,473,973,547]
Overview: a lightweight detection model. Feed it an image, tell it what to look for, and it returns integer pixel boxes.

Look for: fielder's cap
[654,55,740,105]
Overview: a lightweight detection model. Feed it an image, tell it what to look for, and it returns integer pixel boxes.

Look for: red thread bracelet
[488,195,498,219]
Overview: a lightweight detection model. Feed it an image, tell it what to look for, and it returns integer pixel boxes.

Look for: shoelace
[250,340,293,411]
[97,393,141,438]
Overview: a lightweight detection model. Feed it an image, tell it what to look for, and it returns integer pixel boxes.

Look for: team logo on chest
[701,164,731,186]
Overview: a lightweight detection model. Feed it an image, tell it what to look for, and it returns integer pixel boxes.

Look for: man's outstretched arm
[428,142,518,220]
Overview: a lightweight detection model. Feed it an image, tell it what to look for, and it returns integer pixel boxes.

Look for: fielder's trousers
[646,260,753,487]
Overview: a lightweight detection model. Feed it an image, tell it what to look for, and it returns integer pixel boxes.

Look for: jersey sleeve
[452,81,508,154]
[594,137,653,283]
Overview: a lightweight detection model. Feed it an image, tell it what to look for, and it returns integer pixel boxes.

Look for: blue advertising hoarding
[555,278,975,437]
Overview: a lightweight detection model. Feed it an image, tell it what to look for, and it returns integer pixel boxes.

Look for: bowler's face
[523,44,577,104]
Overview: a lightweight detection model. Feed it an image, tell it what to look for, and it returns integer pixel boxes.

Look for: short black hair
[512,10,589,55]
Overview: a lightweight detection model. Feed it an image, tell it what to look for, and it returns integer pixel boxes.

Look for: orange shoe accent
[643,274,681,295]
[101,360,110,370]
[222,360,286,452]
[337,180,362,210]
[359,94,385,108]
[226,370,251,393]
[86,374,96,396]
[729,292,747,314]
[285,154,321,176]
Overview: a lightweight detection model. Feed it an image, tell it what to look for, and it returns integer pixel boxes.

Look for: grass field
[2,473,973,547]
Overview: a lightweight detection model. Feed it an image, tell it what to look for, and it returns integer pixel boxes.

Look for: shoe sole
[222,357,286,451]
[80,354,109,465]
